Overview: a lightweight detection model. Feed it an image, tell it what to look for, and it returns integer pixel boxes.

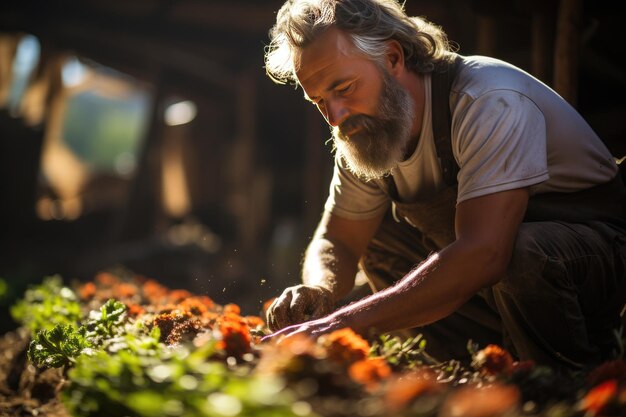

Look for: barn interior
[0,0,624,331]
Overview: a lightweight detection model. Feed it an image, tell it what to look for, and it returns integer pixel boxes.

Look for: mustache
[337,114,386,140]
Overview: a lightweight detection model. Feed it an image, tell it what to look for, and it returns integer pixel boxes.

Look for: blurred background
[0,0,624,331]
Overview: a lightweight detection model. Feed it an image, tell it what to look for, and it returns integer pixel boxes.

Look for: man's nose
[325,100,349,127]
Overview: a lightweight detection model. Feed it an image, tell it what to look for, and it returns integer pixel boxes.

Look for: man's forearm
[332,237,507,335]
[302,237,360,302]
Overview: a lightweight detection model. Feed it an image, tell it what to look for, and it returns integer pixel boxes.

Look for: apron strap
[432,55,462,187]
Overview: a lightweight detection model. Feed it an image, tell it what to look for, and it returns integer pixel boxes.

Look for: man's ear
[385,39,405,76]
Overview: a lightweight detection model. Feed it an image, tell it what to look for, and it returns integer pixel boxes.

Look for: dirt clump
[0,328,70,417]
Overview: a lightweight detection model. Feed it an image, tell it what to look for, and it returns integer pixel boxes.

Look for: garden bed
[1,272,624,417]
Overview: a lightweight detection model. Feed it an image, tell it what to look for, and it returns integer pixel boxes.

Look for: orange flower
[440,383,520,417]
[384,369,439,412]
[168,289,192,303]
[256,333,324,376]
[178,297,209,316]
[196,295,215,310]
[95,272,119,287]
[244,315,265,329]
[142,279,168,302]
[201,311,219,323]
[580,379,618,416]
[320,328,370,364]
[471,344,514,376]
[114,283,137,299]
[126,303,145,317]
[217,314,252,357]
[348,357,391,390]
[79,282,96,300]
[223,304,241,315]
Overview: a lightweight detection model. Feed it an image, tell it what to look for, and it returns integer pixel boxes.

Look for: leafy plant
[27,298,129,369]
[63,339,314,417]
[84,299,127,343]
[370,334,436,370]
[10,275,82,336]
[28,323,93,368]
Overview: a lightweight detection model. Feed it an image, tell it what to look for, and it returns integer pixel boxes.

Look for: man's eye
[337,83,354,94]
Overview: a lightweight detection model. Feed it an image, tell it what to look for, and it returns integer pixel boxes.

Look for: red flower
[580,379,618,416]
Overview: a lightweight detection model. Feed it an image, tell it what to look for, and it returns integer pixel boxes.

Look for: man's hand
[266,285,334,331]
[263,313,345,343]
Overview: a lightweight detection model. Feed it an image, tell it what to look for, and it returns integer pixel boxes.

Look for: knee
[495,223,559,294]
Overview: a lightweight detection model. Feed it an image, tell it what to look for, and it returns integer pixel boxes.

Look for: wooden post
[553,0,582,106]
[531,12,553,85]
[476,14,497,57]
[116,78,166,241]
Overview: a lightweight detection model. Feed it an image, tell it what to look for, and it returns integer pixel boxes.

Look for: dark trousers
[360,196,626,371]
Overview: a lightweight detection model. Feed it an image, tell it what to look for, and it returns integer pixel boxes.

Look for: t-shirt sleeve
[323,155,390,219]
[453,90,549,203]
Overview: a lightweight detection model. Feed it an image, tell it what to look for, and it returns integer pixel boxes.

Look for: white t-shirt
[324,55,618,220]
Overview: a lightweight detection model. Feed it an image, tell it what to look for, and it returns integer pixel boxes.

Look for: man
[264,0,626,371]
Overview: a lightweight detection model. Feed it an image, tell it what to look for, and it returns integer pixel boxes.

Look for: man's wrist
[327,308,361,335]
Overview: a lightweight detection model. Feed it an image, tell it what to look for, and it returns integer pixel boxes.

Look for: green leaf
[85,299,127,343]
[28,324,92,369]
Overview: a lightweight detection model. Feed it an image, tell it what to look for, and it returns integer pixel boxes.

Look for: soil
[0,328,70,417]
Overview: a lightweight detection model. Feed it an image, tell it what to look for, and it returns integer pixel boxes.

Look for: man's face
[296,27,414,180]
[332,68,414,180]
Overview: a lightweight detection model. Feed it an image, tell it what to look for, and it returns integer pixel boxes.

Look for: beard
[332,68,414,181]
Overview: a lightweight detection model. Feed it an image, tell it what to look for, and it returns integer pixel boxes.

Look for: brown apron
[358,173,626,367]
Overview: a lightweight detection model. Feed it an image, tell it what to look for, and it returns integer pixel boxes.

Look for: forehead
[295,27,369,97]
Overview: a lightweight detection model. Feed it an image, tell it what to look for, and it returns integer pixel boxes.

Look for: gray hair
[265,0,454,85]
